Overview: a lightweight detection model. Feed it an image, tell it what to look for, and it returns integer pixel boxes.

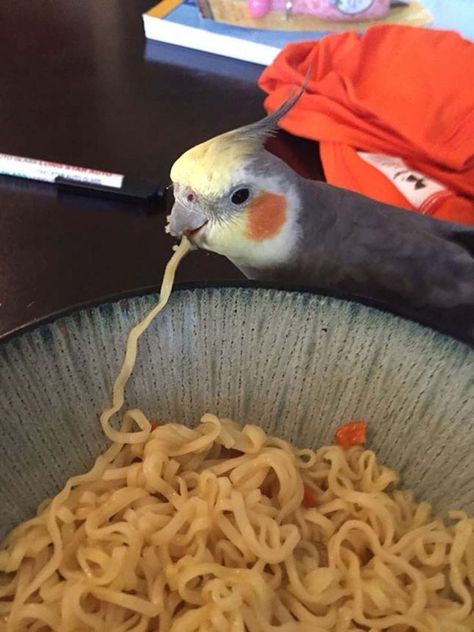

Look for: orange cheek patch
[245,193,287,242]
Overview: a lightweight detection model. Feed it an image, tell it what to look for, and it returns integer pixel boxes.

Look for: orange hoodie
[259,26,474,225]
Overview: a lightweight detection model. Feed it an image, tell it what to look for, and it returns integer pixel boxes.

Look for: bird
[166,96,474,345]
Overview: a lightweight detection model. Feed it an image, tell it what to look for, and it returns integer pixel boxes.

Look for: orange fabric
[258,26,474,225]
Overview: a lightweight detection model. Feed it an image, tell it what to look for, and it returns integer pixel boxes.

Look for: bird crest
[170,83,307,197]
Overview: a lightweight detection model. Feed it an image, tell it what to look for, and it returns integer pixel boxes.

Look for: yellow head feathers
[170,128,260,198]
[170,85,305,198]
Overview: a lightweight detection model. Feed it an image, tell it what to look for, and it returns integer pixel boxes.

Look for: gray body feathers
[241,176,474,344]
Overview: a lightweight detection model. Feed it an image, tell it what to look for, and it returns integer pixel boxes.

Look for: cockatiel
[167,99,474,345]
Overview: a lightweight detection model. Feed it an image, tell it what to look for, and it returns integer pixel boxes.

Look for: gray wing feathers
[280,180,474,343]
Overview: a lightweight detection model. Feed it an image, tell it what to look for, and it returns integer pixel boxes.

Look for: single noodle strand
[100,236,192,443]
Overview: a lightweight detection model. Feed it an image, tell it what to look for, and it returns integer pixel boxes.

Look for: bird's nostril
[187,192,195,203]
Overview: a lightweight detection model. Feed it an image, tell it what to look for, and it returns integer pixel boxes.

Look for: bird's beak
[166,199,209,239]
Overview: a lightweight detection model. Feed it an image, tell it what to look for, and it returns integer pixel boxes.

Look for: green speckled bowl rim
[2,280,472,348]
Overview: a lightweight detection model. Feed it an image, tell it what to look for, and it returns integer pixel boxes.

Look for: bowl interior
[0,287,473,539]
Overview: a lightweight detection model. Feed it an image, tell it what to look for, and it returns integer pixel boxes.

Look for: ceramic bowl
[0,286,473,539]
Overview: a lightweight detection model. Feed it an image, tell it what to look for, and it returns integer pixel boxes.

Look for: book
[143,0,284,66]
[144,40,264,80]
[142,0,431,67]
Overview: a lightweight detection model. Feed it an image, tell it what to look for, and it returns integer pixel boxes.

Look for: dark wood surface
[0,0,323,339]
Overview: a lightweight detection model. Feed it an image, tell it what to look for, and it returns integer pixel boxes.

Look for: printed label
[357,152,451,212]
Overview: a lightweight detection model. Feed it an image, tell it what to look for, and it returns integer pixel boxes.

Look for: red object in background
[335,421,368,447]
[259,26,474,225]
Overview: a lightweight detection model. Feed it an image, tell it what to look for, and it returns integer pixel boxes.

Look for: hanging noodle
[99,236,193,445]
[1,239,473,631]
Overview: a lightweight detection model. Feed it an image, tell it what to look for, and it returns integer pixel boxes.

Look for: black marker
[55,177,166,204]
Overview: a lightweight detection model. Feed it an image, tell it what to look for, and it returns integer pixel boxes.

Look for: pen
[0,152,166,204]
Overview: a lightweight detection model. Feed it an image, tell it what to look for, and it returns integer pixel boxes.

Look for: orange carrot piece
[335,421,368,447]
[302,484,318,508]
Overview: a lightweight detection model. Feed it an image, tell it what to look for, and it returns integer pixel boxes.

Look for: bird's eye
[231,188,250,205]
